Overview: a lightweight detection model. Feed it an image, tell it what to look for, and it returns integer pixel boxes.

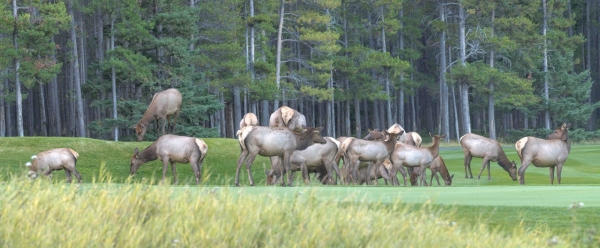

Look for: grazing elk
[460,133,517,181]
[342,130,402,185]
[389,134,446,186]
[235,126,326,187]
[25,148,82,183]
[265,137,341,185]
[408,156,453,186]
[515,123,571,185]
[130,134,208,185]
[132,88,182,141]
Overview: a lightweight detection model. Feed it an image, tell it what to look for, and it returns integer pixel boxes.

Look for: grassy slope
[2,137,600,234]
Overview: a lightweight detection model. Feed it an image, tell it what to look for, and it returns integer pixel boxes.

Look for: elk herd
[21,88,573,187]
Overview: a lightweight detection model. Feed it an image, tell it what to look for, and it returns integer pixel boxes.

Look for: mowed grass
[1,136,600,245]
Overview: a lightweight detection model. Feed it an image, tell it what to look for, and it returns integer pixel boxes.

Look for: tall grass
[0,178,586,247]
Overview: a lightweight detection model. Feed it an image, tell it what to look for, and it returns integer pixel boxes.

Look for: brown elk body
[515,123,571,185]
[460,133,517,181]
[266,137,341,185]
[408,155,453,186]
[132,88,182,141]
[235,126,326,187]
[342,130,402,185]
[389,134,446,186]
[26,148,81,183]
[130,134,208,184]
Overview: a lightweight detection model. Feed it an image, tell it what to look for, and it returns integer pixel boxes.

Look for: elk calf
[26,148,82,183]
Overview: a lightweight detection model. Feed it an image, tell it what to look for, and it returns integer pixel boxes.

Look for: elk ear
[292,126,303,133]
[429,132,433,137]
[131,124,137,129]
[134,147,139,154]
[450,174,454,179]
[565,123,572,129]
[440,134,447,139]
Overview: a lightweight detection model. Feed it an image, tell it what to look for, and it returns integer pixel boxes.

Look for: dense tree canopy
[0,0,599,141]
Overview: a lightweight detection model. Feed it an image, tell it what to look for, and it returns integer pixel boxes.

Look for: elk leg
[244,153,258,186]
[191,161,200,185]
[477,158,490,180]
[44,169,53,181]
[65,165,82,183]
[517,160,532,185]
[549,166,555,185]
[65,170,72,183]
[300,162,310,185]
[235,150,249,186]
[557,163,563,184]
[284,155,293,187]
[431,170,441,186]
[464,154,473,179]
[419,165,427,186]
[170,162,178,185]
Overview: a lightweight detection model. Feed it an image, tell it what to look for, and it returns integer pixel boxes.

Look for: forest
[0,0,599,142]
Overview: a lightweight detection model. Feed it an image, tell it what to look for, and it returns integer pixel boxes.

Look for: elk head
[130,147,144,175]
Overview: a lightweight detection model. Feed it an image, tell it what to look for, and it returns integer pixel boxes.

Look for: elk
[364,129,422,147]
[408,156,453,186]
[130,134,208,185]
[266,137,341,185]
[239,112,259,129]
[25,148,82,183]
[235,126,326,187]
[341,130,402,185]
[269,105,307,130]
[355,160,392,185]
[389,134,446,186]
[460,133,517,181]
[515,123,571,185]
[132,88,182,141]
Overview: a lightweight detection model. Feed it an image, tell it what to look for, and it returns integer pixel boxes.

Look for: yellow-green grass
[0,179,593,247]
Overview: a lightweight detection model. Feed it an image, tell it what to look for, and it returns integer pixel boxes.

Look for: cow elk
[389,134,446,186]
[235,126,326,187]
[132,88,182,141]
[130,134,208,185]
[515,123,571,185]
[460,133,517,181]
[408,156,453,186]
[266,137,341,185]
[26,148,82,183]
[341,129,402,185]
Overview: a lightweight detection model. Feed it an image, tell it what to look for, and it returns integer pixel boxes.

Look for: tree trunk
[111,16,118,141]
[488,9,496,139]
[49,36,62,136]
[39,82,47,136]
[5,79,13,136]
[0,78,4,137]
[233,87,242,130]
[12,0,24,137]
[542,0,550,129]
[274,0,285,107]
[439,0,449,140]
[354,98,361,138]
[458,0,471,135]
[69,0,85,137]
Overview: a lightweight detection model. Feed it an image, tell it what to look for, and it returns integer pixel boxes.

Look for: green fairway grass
[1,136,599,239]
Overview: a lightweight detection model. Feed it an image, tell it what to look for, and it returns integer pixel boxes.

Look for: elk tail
[515,137,528,159]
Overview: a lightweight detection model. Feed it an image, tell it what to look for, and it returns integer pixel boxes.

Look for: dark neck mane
[496,150,513,171]
[294,129,314,150]
[138,142,158,162]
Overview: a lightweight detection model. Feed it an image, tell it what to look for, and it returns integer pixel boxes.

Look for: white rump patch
[386,123,405,134]
[280,106,294,126]
[68,149,79,158]
[328,137,340,148]
[237,126,255,150]
[195,138,208,159]
[515,137,528,159]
